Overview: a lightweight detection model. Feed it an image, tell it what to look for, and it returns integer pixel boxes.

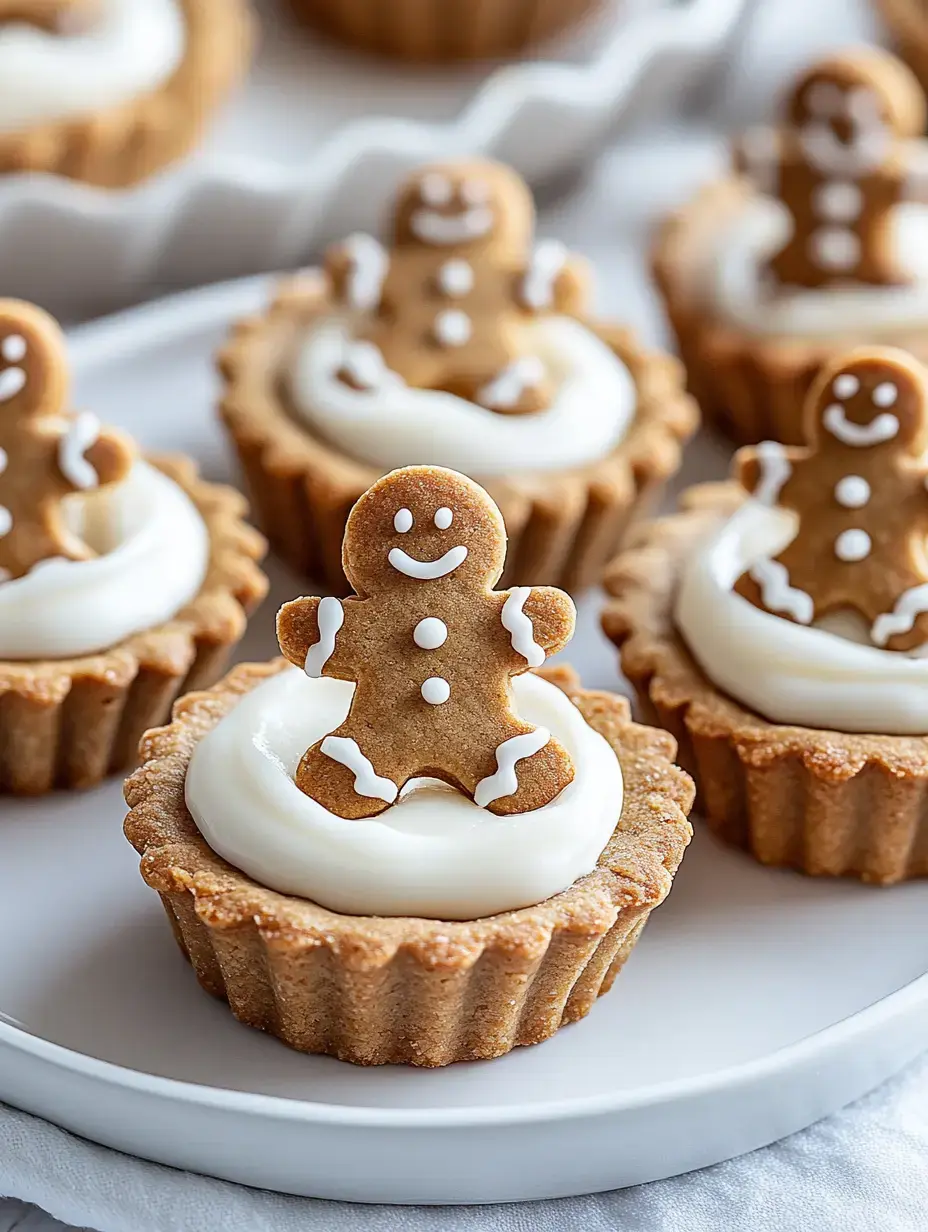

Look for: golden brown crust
[217,275,698,595]
[123,660,693,1066]
[285,0,601,61]
[0,454,268,793]
[0,0,254,187]
[602,483,928,883]
[653,178,928,446]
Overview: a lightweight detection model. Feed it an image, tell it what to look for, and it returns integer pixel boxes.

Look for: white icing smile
[409,207,495,246]
[388,545,468,580]
[185,670,623,920]
[822,403,900,446]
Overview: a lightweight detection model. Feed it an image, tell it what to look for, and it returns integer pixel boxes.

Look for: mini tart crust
[653,179,928,447]
[880,0,928,98]
[217,274,698,595]
[0,0,254,188]
[0,454,267,795]
[285,0,601,61]
[124,661,693,1067]
[602,482,928,884]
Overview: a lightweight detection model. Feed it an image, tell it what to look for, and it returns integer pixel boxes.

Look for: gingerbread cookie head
[0,298,135,582]
[342,465,507,597]
[787,50,925,160]
[277,464,578,819]
[805,346,928,456]
[391,159,534,256]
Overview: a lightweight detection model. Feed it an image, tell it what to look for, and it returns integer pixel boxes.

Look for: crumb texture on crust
[123,661,693,1066]
[602,482,928,884]
[217,276,698,594]
[0,0,254,187]
[0,454,267,794]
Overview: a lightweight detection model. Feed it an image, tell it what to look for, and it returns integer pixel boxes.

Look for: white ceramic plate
[0,0,750,319]
[0,276,926,1205]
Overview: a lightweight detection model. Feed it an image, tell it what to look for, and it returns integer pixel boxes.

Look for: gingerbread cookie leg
[473,357,552,416]
[296,726,399,820]
[871,584,928,652]
[472,719,574,816]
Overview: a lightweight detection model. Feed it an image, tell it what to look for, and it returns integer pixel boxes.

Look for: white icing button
[461,178,490,206]
[413,617,448,650]
[394,508,413,533]
[434,507,453,529]
[419,173,452,206]
[834,528,872,562]
[811,227,860,271]
[813,181,862,222]
[433,310,472,347]
[833,373,860,400]
[834,475,871,508]
[421,677,451,705]
[1,334,26,364]
[438,259,474,298]
[872,381,898,407]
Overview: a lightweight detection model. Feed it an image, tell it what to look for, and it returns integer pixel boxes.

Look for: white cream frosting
[0,0,184,134]
[675,500,928,734]
[0,461,209,660]
[288,314,635,477]
[706,194,928,339]
[185,670,624,921]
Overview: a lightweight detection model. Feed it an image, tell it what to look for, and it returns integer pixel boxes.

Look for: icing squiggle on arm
[521,240,567,310]
[752,440,792,505]
[320,735,399,804]
[58,411,101,490]
[304,596,345,678]
[501,587,545,667]
[474,728,552,808]
[477,356,545,411]
[748,558,814,624]
[343,234,389,312]
[871,583,928,647]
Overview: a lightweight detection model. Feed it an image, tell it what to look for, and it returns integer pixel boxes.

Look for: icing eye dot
[434,507,453,530]
[460,178,490,206]
[421,677,451,705]
[394,508,413,533]
[419,173,452,207]
[834,528,871,562]
[1,335,26,364]
[846,86,880,123]
[833,373,860,400]
[872,381,898,408]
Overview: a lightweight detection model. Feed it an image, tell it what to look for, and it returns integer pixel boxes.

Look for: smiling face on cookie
[807,349,928,455]
[391,160,534,255]
[343,465,507,596]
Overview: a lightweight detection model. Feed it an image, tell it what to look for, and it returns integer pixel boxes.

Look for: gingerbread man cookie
[0,0,97,32]
[0,299,134,582]
[735,48,928,289]
[277,465,577,819]
[734,347,928,652]
[323,159,590,415]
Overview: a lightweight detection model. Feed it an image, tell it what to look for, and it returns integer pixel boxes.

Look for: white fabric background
[4,0,927,1228]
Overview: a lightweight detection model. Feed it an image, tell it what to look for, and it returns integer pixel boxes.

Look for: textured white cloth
[2,1052,928,1231]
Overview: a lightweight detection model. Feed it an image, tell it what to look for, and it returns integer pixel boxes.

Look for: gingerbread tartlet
[0,299,267,794]
[285,0,601,61]
[0,0,253,187]
[220,157,696,595]
[604,345,928,884]
[125,465,692,1066]
[655,47,928,446]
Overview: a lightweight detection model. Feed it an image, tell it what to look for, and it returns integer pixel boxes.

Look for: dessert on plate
[219,157,697,594]
[654,47,928,445]
[284,0,603,61]
[0,298,267,794]
[0,0,253,186]
[125,464,693,1066]
[603,344,928,884]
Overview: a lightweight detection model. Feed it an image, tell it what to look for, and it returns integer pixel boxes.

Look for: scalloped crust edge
[0,0,254,188]
[216,274,699,595]
[0,453,268,794]
[123,661,693,1066]
[602,482,928,884]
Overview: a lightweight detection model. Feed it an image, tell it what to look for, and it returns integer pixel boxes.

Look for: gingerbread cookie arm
[323,234,389,314]
[734,441,805,508]
[903,144,928,204]
[733,126,782,193]
[277,595,360,682]
[517,240,587,314]
[498,585,576,673]
[78,423,134,489]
